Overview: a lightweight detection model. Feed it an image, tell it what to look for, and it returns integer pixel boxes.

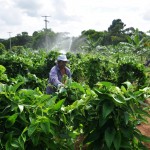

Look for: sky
[0,0,150,39]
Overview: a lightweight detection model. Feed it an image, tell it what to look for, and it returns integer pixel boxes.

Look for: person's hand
[57,83,64,89]
[57,83,66,93]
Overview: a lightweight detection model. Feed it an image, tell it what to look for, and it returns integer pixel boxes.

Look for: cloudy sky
[0,0,150,39]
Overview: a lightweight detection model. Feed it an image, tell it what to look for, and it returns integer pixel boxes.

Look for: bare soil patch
[137,98,150,149]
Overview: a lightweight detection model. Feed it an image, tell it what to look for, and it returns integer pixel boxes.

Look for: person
[46,54,71,94]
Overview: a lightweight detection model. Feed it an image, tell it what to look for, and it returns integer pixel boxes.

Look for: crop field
[0,30,150,149]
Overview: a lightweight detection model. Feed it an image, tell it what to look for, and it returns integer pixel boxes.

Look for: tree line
[0,19,150,52]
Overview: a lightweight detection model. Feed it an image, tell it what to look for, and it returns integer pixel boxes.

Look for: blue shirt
[46,64,71,94]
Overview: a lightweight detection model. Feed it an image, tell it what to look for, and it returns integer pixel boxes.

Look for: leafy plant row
[0,49,149,149]
[0,50,148,89]
[0,76,150,149]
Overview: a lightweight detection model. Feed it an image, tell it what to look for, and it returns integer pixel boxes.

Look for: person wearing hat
[46,54,71,94]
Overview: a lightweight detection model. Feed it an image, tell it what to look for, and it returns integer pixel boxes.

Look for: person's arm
[50,67,62,87]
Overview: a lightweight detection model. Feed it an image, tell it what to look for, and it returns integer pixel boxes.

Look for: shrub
[0,43,6,54]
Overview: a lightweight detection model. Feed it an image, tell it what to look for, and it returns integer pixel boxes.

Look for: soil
[137,98,150,149]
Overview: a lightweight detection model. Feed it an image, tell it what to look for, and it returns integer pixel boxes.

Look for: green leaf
[0,83,6,92]
[112,94,125,104]
[103,102,114,118]
[12,82,24,93]
[53,99,65,111]
[11,140,19,148]
[48,118,58,125]
[28,124,38,137]
[113,131,121,150]
[101,82,113,88]
[135,107,150,117]
[31,133,40,146]
[140,135,150,143]
[105,128,115,148]
[134,131,150,143]
[99,117,107,128]
[134,34,140,45]
[5,113,18,128]
[18,136,25,150]
[126,35,132,43]
[121,127,133,138]
[5,141,12,150]
[121,85,127,93]
[124,112,129,125]
[84,129,100,144]
[21,133,26,142]
[127,91,136,100]
[61,114,67,124]
[123,81,133,90]
[40,122,50,134]
[0,65,6,74]
[46,95,57,106]
[70,82,85,92]
[19,113,28,124]
[43,138,58,149]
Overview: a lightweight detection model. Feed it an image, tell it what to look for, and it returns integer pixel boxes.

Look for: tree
[108,19,126,34]
[32,29,56,50]
[121,29,150,61]
[105,19,127,45]
[71,29,106,52]
[1,32,32,49]
[124,27,135,36]
[14,32,32,47]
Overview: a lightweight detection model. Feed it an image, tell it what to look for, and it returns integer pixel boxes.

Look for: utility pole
[8,32,12,51]
[41,16,51,52]
[41,16,51,30]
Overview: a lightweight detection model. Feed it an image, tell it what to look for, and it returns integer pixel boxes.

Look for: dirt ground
[137,98,150,149]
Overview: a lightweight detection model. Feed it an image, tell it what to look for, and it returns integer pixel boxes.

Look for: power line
[41,16,51,30]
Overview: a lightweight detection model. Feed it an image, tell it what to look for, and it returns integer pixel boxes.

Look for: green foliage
[0,48,148,89]
[14,32,32,48]
[43,51,59,78]
[10,74,47,92]
[1,19,150,52]
[0,53,30,78]
[0,44,149,149]
[0,46,150,150]
[122,29,150,61]
[0,82,74,150]
[32,29,56,50]
[0,65,6,75]
[11,46,25,55]
[106,19,127,45]
[62,81,150,149]
[117,62,146,88]
[0,65,8,82]
[86,56,117,88]
[108,19,126,34]
[70,54,118,88]
[70,54,88,83]
[79,30,104,51]
[0,43,6,54]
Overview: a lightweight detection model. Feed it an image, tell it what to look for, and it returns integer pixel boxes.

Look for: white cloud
[0,0,22,25]
[142,10,150,20]
[0,0,150,39]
